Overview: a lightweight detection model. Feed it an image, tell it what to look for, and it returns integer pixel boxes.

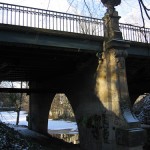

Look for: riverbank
[0,122,47,149]
[0,122,80,150]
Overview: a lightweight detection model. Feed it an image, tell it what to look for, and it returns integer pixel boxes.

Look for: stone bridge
[0,1,149,150]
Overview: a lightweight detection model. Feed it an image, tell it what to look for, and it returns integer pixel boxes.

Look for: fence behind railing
[0,2,149,43]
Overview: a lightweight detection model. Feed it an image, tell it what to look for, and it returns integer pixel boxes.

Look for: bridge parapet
[0,2,149,43]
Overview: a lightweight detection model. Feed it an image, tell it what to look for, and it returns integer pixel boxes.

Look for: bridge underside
[0,43,95,81]
[126,56,150,103]
[0,42,150,104]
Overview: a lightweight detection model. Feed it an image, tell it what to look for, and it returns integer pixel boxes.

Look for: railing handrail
[119,22,150,31]
[0,2,150,43]
[0,2,102,21]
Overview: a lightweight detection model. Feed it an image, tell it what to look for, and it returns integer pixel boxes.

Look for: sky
[0,0,149,27]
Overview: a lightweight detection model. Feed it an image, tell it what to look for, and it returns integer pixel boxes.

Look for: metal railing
[120,23,150,43]
[0,2,149,43]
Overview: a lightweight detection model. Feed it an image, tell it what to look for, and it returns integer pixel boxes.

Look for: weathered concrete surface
[95,1,146,149]
[95,48,145,150]
[66,58,103,150]
[28,81,54,134]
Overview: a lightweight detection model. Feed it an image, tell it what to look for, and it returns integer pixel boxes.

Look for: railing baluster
[56,12,57,30]
[11,5,12,24]
[27,8,28,26]
[34,9,36,27]
[124,25,127,40]
[46,11,47,29]
[66,14,68,32]
[23,7,24,26]
[14,6,16,25]
[6,4,8,24]
[69,15,71,32]
[76,16,78,33]
[53,12,54,30]
[73,16,74,32]
[59,13,61,31]
[19,6,20,25]
[30,8,32,27]
[49,11,50,30]
[63,14,64,31]
[2,4,4,23]
[38,10,39,28]
[41,10,43,28]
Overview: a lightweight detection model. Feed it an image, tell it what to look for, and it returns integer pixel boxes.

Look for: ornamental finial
[101,0,121,9]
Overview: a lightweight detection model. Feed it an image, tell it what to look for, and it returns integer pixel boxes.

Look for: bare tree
[67,0,105,18]
[67,0,104,35]
[50,93,75,121]
[0,81,28,125]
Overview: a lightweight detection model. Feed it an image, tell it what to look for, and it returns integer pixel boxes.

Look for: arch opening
[48,93,79,144]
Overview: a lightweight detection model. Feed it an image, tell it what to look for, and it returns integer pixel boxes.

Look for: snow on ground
[0,111,28,126]
[0,111,78,134]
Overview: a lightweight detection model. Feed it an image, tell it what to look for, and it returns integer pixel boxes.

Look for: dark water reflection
[48,129,79,144]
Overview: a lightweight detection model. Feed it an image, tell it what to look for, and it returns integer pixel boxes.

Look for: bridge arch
[27,56,105,149]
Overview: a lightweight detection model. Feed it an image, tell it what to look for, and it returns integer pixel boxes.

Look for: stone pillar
[96,1,146,149]
[66,59,104,150]
[28,81,54,134]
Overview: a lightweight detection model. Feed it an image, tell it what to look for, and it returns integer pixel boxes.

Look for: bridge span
[0,2,150,150]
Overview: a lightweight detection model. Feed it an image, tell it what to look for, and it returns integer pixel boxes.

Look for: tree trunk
[16,81,23,125]
[16,110,20,125]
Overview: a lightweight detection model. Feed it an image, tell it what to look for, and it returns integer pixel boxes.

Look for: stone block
[116,128,146,147]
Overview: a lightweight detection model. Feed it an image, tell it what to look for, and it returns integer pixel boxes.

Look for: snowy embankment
[0,111,78,134]
[0,122,46,150]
